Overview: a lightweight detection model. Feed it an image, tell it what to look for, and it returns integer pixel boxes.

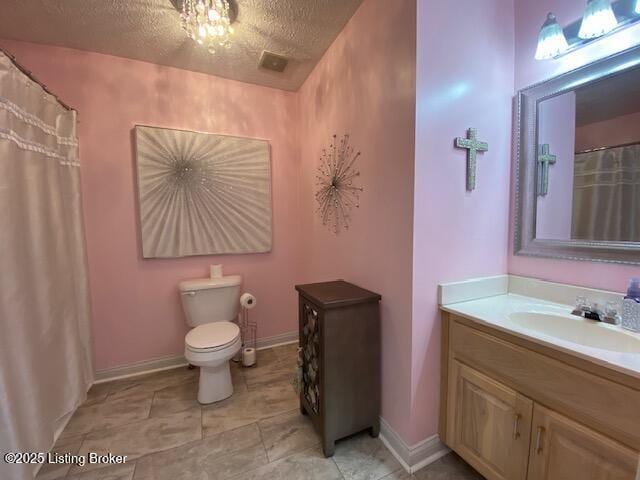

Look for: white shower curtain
[571,145,640,242]
[0,51,93,480]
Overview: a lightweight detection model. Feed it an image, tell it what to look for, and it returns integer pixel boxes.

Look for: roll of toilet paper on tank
[210,264,223,278]
[240,293,257,309]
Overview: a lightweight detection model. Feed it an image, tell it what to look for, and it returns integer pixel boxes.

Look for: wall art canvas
[134,125,272,258]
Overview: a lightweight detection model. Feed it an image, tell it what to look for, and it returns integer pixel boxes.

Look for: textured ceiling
[0,0,362,91]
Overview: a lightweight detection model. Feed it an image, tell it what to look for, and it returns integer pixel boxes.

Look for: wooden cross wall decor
[537,143,557,196]
[455,128,489,191]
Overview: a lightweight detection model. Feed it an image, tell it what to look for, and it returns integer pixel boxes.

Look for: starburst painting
[315,134,363,234]
[134,126,272,258]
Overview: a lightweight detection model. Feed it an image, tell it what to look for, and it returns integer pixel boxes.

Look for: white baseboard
[94,331,298,383]
[379,417,450,473]
[256,330,298,350]
[94,353,189,383]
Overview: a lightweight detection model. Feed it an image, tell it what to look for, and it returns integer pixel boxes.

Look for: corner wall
[0,39,301,371]
[411,0,515,444]
[297,0,417,441]
[1,0,419,443]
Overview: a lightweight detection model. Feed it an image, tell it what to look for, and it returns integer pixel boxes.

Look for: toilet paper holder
[239,292,257,367]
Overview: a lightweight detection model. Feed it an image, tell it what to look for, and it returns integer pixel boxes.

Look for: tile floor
[38,343,483,480]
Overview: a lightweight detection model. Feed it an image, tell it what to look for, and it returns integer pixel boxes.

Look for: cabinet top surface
[295,280,381,308]
[441,293,640,382]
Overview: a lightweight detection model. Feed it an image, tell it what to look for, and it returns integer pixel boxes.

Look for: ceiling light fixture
[578,0,618,39]
[535,13,570,60]
[181,0,234,54]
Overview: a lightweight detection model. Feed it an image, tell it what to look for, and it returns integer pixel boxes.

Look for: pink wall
[0,39,301,371]
[297,0,417,441]
[510,0,640,292]
[411,0,515,444]
[576,110,640,152]
[536,91,576,240]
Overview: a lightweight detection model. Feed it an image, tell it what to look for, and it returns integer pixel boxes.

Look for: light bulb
[535,13,569,60]
[578,0,618,39]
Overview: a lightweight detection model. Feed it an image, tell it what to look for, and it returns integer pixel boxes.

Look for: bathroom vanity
[439,289,640,480]
[295,280,381,457]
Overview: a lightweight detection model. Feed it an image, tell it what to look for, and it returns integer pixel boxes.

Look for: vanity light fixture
[535,13,570,60]
[535,0,639,60]
[578,0,618,39]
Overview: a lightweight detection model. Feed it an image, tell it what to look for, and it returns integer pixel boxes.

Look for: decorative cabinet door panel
[301,302,321,415]
[527,404,639,480]
[448,361,533,480]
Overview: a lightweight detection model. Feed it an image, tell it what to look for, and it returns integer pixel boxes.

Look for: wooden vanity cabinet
[527,404,638,480]
[447,360,532,480]
[441,312,640,480]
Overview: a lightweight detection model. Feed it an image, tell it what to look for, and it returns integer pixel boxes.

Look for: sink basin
[508,311,640,354]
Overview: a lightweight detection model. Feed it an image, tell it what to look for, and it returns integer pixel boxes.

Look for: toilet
[179,274,242,404]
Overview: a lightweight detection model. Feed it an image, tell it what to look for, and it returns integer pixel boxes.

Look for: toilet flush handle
[182,291,196,297]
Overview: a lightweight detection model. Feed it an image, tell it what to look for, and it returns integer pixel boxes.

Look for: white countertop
[442,293,640,381]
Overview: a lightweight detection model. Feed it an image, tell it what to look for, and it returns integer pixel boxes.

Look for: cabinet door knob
[535,426,545,454]
[513,413,522,439]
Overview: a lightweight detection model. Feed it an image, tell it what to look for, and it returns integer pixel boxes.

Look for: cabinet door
[528,404,639,480]
[447,361,533,480]
[300,301,321,415]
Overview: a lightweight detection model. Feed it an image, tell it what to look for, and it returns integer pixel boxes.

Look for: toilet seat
[185,321,240,353]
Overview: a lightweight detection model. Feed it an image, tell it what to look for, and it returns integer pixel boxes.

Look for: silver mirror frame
[514,44,640,265]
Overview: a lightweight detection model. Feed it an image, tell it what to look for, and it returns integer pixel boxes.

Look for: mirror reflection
[535,66,640,243]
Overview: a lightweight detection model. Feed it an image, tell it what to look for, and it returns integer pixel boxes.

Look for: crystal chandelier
[181,0,234,54]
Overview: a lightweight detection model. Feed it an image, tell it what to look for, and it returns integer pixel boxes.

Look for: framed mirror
[514,45,640,264]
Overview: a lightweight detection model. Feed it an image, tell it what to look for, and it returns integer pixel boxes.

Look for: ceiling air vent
[259,51,288,73]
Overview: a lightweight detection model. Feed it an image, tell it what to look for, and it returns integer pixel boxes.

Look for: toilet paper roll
[240,292,257,309]
[242,347,256,367]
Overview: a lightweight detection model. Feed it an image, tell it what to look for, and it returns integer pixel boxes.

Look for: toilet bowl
[179,273,242,404]
[185,321,241,404]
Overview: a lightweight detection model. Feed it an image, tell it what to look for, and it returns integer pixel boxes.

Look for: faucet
[571,296,620,325]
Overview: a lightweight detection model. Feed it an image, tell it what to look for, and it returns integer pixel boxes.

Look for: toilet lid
[185,322,240,351]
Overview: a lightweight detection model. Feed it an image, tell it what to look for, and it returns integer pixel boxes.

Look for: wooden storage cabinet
[296,281,381,457]
[441,312,640,480]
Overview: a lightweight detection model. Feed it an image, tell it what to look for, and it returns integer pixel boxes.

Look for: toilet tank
[179,275,242,327]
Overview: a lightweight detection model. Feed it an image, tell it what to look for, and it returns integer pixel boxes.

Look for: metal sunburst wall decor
[315,134,363,234]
